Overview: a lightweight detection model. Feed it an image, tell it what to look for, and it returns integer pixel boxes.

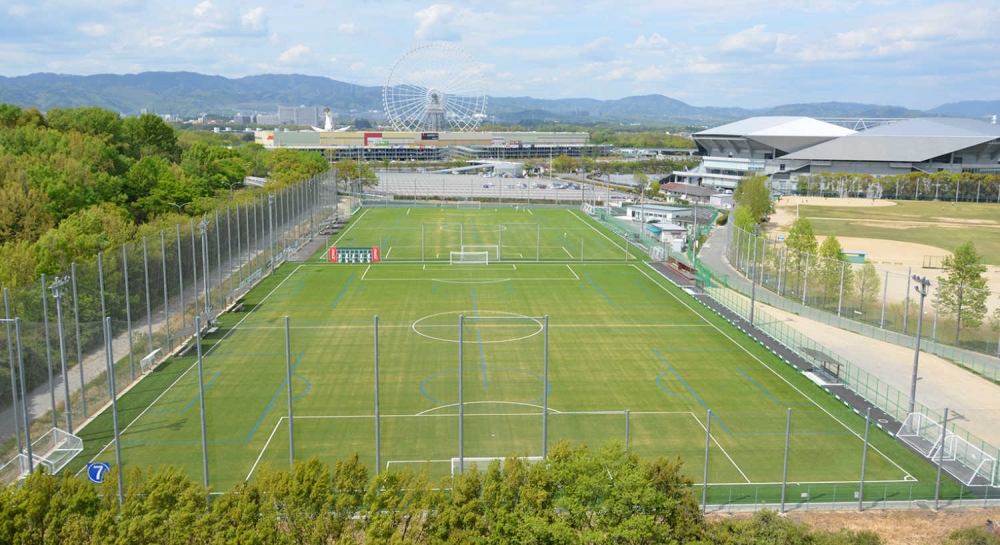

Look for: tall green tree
[785,217,818,301]
[937,241,989,344]
[734,175,772,223]
[818,235,854,308]
[855,259,881,317]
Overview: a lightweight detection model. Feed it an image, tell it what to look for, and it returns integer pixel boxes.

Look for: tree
[937,241,989,345]
[733,175,772,223]
[855,259,881,317]
[818,236,853,308]
[785,217,818,300]
[551,154,580,173]
[121,113,178,160]
[647,180,660,198]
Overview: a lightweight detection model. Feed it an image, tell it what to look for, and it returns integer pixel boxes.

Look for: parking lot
[374,172,633,203]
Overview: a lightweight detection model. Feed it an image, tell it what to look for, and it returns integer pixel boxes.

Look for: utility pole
[908,275,931,415]
[49,276,72,432]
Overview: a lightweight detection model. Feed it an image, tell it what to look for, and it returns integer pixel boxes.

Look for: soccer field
[71,207,954,503]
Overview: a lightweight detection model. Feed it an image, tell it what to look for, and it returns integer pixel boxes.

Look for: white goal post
[456,201,482,209]
[898,412,998,486]
[140,348,163,374]
[450,251,489,265]
[461,245,500,261]
[451,456,544,475]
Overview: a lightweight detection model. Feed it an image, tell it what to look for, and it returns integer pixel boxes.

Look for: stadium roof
[782,118,1000,162]
[697,117,855,138]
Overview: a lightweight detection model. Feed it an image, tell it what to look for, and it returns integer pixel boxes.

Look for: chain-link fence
[728,225,1000,373]
[0,172,342,482]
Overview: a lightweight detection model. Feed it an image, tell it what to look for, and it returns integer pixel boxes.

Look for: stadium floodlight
[908,275,930,415]
[49,276,72,432]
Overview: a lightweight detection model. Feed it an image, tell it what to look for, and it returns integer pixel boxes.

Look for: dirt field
[769,197,1000,305]
[708,507,1000,545]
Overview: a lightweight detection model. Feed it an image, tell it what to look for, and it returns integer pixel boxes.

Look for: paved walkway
[700,223,1000,447]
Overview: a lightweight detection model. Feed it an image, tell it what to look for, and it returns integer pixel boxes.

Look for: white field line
[247,417,285,481]
[637,264,914,481]
[385,247,393,259]
[330,209,368,247]
[236,323,711,331]
[512,264,516,270]
[361,264,371,280]
[76,264,305,477]
[562,246,573,258]
[566,264,580,280]
[688,412,751,483]
[527,209,533,215]
[406,209,410,215]
[289,410,697,420]
[417,401,561,416]
[570,210,627,252]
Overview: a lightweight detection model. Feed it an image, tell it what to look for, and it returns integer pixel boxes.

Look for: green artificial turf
[68,207,962,504]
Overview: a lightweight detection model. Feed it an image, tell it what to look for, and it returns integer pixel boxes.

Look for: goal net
[456,201,482,209]
[0,428,84,484]
[461,245,499,261]
[140,348,163,374]
[898,412,998,486]
[450,251,489,265]
[452,455,544,475]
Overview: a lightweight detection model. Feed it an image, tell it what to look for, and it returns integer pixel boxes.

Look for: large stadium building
[255,129,601,162]
[674,117,1000,193]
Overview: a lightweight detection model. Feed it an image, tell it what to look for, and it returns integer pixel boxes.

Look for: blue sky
[1,0,997,109]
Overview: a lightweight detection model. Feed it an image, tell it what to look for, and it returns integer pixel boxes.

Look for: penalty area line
[688,412,751,484]
[247,417,285,481]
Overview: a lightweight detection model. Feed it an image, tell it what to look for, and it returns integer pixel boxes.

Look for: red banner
[329,247,338,263]
[371,246,380,262]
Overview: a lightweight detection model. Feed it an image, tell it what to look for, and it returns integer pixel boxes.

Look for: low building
[710,193,734,210]
[660,183,716,205]
[646,222,688,252]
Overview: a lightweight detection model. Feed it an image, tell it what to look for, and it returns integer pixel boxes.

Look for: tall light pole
[49,276,72,432]
[268,193,276,276]
[908,275,931,415]
[227,182,241,200]
[168,202,191,214]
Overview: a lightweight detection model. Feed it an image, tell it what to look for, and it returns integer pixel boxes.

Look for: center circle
[412,310,543,343]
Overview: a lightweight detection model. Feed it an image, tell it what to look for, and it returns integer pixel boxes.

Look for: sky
[1,0,998,109]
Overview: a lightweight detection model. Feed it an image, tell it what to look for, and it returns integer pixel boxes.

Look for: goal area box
[898,412,998,486]
[329,246,381,263]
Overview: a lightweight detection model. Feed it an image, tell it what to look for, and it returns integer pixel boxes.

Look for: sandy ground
[708,508,1000,545]
[768,198,1000,305]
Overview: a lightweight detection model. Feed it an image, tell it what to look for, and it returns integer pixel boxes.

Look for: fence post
[41,274,57,427]
[71,264,86,418]
[903,267,912,334]
[458,315,464,473]
[190,219,199,317]
[880,271,888,329]
[216,211,224,309]
[176,225,185,331]
[802,254,810,306]
[4,289,23,455]
[161,231,171,353]
[837,261,845,318]
[932,285,940,342]
[104,317,124,507]
[236,205,243,284]
[702,409,712,513]
[935,407,949,509]
[859,407,871,511]
[143,238,153,354]
[286,316,294,468]
[122,245,135,382]
[374,315,380,474]
[195,316,209,489]
[15,318,32,473]
[781,407,792,513]
[542,315,549,458]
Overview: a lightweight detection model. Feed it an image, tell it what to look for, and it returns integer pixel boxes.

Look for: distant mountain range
[0,71,997,126]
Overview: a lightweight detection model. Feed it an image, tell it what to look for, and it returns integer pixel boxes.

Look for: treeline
[549,155,697,175]
[0,104,327,409]
[0,441,953,545]
[795,171,1000,202]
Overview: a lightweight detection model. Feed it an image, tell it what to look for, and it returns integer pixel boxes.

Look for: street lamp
[49,276,73,432]
[227,183,242,200]
[168,202,191,214]
[908,275,931,415]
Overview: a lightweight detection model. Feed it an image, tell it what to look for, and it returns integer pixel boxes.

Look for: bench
[140,348,162,373]
[231,302,245,313]
[177,343,196,358]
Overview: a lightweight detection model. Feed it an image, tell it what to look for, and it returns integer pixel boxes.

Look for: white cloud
[581,37,615,61]
[193,1,213,17]
[627,33,669,50]
[719,24,790,53]
[414,4,460,41]
[350,62,365,71]
[8,5,30,16]
[79,23,110,37]
[278,44,310,63]
[338,23,357,35]
[241,7,266,31]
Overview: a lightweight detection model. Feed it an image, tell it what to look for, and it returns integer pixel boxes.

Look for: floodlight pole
[458,315,464,473]
[3,296,23,456]
[268,194,276,276]
[374,315,381,474]
[199,217,212,315]
[195,316,209,489]
[542,315,549,459]
[50,276,73,432]
[16,318,32,473]
[908,275,930,415]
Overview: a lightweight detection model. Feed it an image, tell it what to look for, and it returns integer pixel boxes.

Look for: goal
[0,428,83,484]
[140,348,162,374]
[898,412,997,486]
[456,201,482,209]
[451,456,544,475]
[450,251,489,265]
[461,245,499,261]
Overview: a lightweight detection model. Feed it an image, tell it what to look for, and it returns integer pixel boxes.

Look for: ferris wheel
[383,43,488,132]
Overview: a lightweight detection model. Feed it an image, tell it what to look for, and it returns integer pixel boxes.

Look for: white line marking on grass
[512,264,516,270]
[527,209,533,215]
[636,264,914,481]
[417,401,561,416]
[562,246,573,258]
[247,417,285,481]
[361,264,371,280]
[330,209,368,246]
[566,264,580,280]
[570,210,627,252]
[406,209,410,215]
[385,247,393,258]
[688,412,751,483]
[77,264,306,477]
